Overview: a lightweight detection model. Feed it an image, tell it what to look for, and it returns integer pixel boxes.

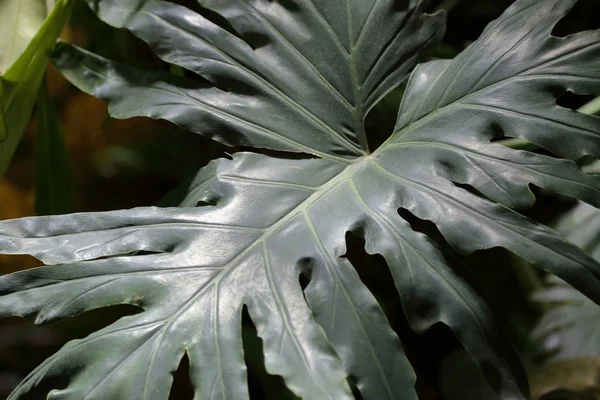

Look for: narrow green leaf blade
[34,79,74,215]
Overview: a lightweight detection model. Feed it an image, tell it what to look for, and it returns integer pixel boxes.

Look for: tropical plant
[1,0,600,398]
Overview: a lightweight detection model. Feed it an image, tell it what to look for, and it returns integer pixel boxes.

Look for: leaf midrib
[430,0,541,110]
[390,36,600,145]
[148,154,390,398]
[146,8,364,158]
[382,140,600,196]
[302,210,397,399]
[349,174,496,335]
[118,158,368,399]
[368,159,600,280]
[346,0,369,152]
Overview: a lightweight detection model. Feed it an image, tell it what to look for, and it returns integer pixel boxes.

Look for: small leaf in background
[0,0,73,175]
[34,79,73,215]
[0,0,48,75]
[533,161,600,361]
[530,161,600,398]
[533,276,600,360]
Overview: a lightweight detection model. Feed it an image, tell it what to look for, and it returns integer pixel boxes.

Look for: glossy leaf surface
[1,0,600,399]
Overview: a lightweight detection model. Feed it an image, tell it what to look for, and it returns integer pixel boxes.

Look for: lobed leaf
[1,0,600,399]
[75,0,445,158]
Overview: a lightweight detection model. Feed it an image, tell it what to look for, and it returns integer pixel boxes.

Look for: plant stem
[578,97,600,115]
[497,138,538,151]
[582,161,600,175]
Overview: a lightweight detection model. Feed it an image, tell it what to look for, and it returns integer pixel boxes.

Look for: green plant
[0,0,73,176]
[534,275,600,360]
[1,0,600,398]
[533,162,600,361]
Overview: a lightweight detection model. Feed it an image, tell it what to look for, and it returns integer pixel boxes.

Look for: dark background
[1,0,600,398]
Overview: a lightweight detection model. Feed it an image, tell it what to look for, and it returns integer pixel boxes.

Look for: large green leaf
[0,0,73,175]
[1,0,600,398]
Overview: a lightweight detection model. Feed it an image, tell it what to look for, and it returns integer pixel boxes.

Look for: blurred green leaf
[0,0,73,175]
[533,162,600,360]
[34,79,73,215]
[533,276,600,360]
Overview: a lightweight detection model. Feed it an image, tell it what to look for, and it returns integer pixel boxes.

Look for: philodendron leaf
[0,0,73,175]
[2,0,600,399]
[78,0,445,157]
